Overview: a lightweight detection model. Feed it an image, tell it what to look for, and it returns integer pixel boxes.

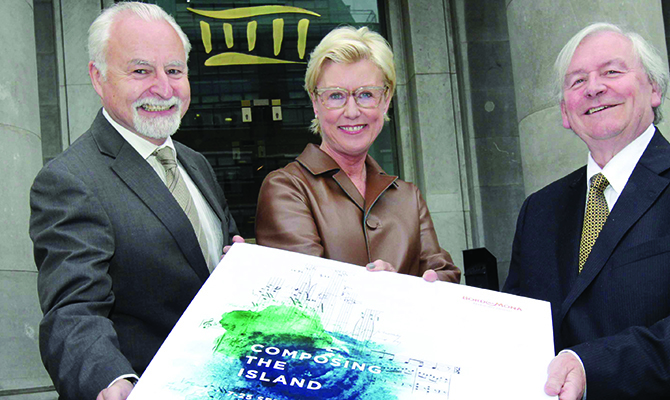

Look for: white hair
[88,1,191,77]
[553,22,669,123]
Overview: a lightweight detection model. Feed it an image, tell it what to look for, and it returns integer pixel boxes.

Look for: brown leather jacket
[255,144,460,282]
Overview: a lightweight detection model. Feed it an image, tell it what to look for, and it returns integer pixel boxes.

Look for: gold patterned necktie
[578,173,610,273]
[153,147,213,272]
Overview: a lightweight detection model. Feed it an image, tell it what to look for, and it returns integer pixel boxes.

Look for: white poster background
[129,243,556,400]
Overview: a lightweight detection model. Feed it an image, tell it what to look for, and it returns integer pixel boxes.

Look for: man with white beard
[29,3,241,400]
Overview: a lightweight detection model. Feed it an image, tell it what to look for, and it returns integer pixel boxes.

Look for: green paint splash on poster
[197,303,411,399]
[214,304,333,357]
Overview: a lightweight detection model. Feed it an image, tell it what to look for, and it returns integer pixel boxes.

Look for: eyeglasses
[313,86,388,109]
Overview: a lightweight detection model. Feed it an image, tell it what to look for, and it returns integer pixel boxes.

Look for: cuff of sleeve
[558,349,587,400]
[108,374,140,388]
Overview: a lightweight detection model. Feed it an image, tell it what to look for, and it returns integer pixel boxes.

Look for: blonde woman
[256,26,460,283]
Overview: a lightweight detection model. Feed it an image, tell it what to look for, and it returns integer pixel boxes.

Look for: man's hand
[365,259,397,272]
[96,379,133,400]
[544,352,586,400]
[222,235,245,255]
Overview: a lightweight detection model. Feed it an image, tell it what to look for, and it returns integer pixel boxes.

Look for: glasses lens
[317,87,386,109]
[322,89,347,108]
[354,87,384,108]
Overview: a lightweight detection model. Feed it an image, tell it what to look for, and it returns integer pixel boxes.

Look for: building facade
[2,0,669,397]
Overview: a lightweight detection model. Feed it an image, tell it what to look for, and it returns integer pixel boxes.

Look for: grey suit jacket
[30,110,238,400]
[504,129,670,398]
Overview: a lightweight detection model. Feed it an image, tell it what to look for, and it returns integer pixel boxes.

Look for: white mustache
[133,97,182,109]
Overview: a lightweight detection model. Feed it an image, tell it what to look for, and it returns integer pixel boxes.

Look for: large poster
[129,243,555,399]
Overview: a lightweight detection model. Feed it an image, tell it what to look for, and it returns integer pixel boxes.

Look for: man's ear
[560,100,571,130]
[89,61,104,98]
[651,81,662,108]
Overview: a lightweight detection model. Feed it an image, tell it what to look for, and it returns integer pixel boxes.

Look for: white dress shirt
[585,123,656,212]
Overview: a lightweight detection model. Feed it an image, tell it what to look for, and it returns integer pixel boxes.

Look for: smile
[140,104,174,112]
[586,105,613,115]
[340,125,366,132]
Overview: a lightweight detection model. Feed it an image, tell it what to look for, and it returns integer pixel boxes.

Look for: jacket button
[366,217,380,229]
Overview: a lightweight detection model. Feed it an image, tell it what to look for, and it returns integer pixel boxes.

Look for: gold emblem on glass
[188,6,321,66]
[199,21,212,53]
[223,23,234,48]
[247,21,257,51]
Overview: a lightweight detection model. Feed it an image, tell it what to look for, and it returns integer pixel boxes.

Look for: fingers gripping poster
[129,243,555,400]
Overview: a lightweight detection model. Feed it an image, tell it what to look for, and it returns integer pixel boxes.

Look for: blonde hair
[304,26,396,134]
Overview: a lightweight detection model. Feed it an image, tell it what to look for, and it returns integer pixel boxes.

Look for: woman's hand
[422,269,439,282]
[365,259,441,283]
[365,259,397,272]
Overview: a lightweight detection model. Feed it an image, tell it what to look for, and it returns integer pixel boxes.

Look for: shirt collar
[586,123,655,193]
[102,108,176,160]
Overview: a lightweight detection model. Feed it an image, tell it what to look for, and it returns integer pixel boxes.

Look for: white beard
[132,97,183,140]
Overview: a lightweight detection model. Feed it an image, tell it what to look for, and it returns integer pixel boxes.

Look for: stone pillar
[57,0,108,145]
[507,0,670,195]
[0,0,53,397]
[0,0,106,397]
[388,0,471,275]
[452,0,526,287]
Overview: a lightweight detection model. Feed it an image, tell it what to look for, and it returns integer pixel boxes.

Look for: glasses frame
[313,86,389,110]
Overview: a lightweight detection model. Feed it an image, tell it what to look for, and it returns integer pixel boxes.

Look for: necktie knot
[590,173,609,194]
[153,147,177,169]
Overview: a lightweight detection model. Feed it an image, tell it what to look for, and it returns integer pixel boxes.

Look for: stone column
[507,0,670,195]
[57,0,108,144]
[451,0,526,287]
[387,0,471,275]
[0,0,53,396]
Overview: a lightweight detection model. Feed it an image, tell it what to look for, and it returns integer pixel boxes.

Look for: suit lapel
[556,170,587,300]
[91,113,210,282]
[559,131,670,322]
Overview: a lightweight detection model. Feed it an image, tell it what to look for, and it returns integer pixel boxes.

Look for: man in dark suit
[29,3,241,399]
[504,23,670,399]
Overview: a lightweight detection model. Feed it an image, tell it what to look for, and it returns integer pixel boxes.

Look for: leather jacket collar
[296,143,398,213]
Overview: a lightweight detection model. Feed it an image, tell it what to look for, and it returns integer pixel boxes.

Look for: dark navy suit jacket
[504,129,670,399]
[30,110,238,400]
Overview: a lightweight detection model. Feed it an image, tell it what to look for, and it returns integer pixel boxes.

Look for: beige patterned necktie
[578,173,610,273]
[153,147,213,272]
